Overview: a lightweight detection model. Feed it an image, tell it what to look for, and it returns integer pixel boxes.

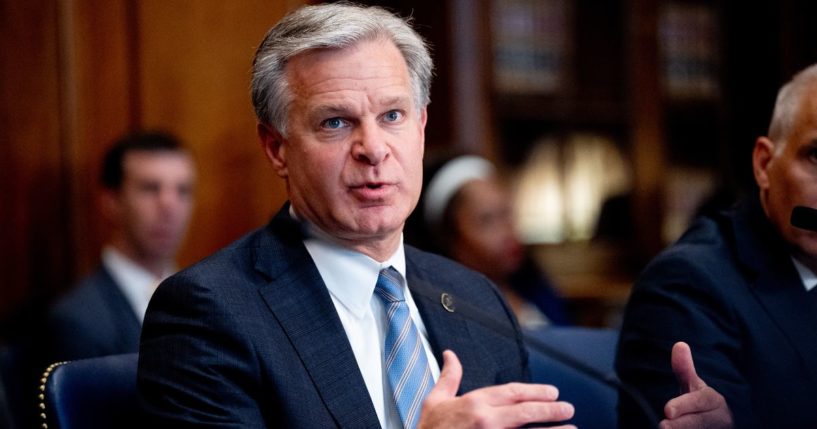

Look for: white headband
[423,155,495,227]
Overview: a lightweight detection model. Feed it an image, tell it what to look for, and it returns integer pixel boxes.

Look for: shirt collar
[102,246,165,286]
[292,206,407,318]
[102,246,172,321]
[791,256,817,292]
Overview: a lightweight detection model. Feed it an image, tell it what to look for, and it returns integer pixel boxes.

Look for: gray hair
[251,2,433,137]
[768,63,817,147]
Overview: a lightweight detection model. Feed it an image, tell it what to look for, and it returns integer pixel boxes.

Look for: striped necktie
[374,267,434,429]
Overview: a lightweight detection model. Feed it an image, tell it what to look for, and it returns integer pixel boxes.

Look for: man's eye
[808,148,817,163]
[383,110,403,122]
[138,183,161,194]
[178,184,194,198]
[322,118,347,129]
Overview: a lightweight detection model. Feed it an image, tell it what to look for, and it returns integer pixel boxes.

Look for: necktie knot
[375,267,405,303]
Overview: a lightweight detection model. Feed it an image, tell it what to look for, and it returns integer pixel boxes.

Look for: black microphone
[408,282,661,428]
[791,206,817,232]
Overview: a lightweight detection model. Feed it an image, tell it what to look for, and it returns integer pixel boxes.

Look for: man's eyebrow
[377,95,411,107]
[797,139,817,156]
[309,104,349,118]
[800,138,817,149]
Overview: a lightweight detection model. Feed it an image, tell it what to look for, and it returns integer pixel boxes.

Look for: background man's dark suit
[616,197,817,428]
[46,269,141,361]
[139,207,529,428]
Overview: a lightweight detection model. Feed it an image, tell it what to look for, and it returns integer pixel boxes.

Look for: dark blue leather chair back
[526,327,619,429]
[38,331,625,428]
[40,353,141,429]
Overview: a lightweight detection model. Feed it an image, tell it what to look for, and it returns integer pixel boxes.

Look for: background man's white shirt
[102,246,171,323]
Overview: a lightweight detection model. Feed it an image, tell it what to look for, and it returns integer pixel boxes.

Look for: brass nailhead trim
[38,361,68,429]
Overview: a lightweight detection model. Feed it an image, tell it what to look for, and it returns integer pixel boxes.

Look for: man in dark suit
[616,64,817,428]
[138,4,576,428]
[46,131,196,361]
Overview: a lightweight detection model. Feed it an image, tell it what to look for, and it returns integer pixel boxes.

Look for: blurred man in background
[46,131,196,362]
[617,64,817,428]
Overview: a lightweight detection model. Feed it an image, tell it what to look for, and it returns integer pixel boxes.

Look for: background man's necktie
[374,267,435,429]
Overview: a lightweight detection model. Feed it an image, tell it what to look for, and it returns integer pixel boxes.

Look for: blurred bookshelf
[357,0,817,327]
[659,2,721,101]
[486,0,727,327]
[491,0,572,95]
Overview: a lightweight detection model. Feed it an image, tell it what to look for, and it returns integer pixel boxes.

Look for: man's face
[261,38,426,256]
[109,150,196,265]
[755,86,817,268]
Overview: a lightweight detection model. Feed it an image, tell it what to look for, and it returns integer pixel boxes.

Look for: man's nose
[158,187,184,212]
[351,121,390,165]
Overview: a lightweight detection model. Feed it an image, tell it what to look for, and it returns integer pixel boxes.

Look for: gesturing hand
[417,350,576,429]
[659,342,733,429]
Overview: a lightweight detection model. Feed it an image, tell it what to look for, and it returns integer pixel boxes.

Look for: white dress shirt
[301,222,441,429]
[102,246,171,323]
[791,256,817,292]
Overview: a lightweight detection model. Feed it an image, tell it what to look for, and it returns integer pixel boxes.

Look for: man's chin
[348,225,400,240]
[144,242,181,261]
[789,235,817,268]
[348,207,406,230]
[339,218,403,242]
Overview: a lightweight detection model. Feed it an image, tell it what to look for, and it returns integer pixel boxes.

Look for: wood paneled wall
[1,0,303,333]
[2,0,68,328]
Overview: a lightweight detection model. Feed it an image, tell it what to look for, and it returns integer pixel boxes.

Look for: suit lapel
[750,268,817,381]
[98,268,142,351]
[732,200,817,381]
[406,257,500,393]
[254,209,380,428]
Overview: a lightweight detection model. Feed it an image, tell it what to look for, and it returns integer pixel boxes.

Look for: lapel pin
[440,293,455,312]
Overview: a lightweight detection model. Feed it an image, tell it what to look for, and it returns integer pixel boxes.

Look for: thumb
[425,350,462,403]
[671,341,706,394]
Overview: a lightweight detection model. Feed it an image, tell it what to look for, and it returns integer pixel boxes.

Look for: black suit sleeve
[138,273,267,428]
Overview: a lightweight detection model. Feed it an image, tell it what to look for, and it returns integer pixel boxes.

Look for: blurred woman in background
[407,154,571,328]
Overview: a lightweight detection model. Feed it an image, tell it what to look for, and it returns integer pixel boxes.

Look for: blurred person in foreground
[410,154,571,328]
[616,64,817,428]
[137,3,575,428]
[46,131,196,362]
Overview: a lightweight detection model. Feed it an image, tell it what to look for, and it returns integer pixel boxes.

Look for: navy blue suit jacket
[47,267,141,362]
[616,197,817,428]
[138,207,529,428]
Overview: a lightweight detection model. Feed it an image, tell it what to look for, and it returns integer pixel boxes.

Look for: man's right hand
[417,350,576,429]
[660,342,733,429]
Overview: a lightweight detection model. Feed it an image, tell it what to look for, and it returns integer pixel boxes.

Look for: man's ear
[417,107,428,156]
[419,106,428,128]
[418,107,428,139]
[258,123,288,178]
[753,136,775,189]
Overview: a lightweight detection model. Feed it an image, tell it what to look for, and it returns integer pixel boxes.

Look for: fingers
[494,399,575,427]
[477,382,560,406]
[664,386,727,420]
[418,352,575,429]
[659,387,733,429]
[671,342,706,394]
[663,343,734,429]
[465,382,573,427]
[425,350,463,403]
